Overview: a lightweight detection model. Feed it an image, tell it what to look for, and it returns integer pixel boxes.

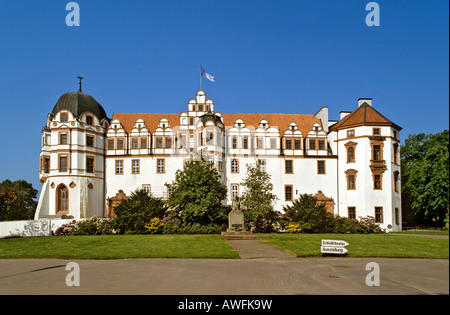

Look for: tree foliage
[240,162,279,232]
[0,179,38,221]
[401,130,449,226]
[166,156,228,226]
[282,193,334,233]
[112,188,168,234]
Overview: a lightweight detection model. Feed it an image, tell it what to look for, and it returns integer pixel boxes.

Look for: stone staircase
[221,231,259,240]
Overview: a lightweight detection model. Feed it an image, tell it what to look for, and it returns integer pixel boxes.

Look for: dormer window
[86,116,93,125]
[60,113,68,123]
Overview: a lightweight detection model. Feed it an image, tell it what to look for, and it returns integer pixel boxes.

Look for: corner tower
[35,79,110,219]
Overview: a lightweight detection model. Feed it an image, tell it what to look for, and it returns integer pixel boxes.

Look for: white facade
[36,90,402,231]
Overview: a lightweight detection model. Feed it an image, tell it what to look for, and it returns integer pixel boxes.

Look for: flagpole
[200,64,202,91]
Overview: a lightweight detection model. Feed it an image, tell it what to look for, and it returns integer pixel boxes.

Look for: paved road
[0,257,448,295]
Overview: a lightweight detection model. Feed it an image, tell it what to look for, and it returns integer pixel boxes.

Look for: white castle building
[35,84,402,231]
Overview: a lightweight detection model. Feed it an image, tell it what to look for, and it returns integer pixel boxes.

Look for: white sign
[321,246,348,254]
[321,240,349,247]
[321,239,349,255]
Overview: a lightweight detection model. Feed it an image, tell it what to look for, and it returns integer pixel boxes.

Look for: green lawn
[258,233,449,259]
[0,234,240,260]
[0,233,448,260]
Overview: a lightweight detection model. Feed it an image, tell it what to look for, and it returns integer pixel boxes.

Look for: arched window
[56,184,69,214]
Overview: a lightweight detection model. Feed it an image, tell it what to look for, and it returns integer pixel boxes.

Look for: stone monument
[227,196,245,232]
[222,196,258,240]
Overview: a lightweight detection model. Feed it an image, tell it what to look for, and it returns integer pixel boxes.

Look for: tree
[240,162,279,232]
[166,155,228,226]
[0,179,38,221]
[282,193,334,233]
[401,130,449,226]
[112,188,168,234]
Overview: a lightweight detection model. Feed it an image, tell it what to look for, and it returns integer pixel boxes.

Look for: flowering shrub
[358,216,383,233]
[144,217,164,234]
[54,220,77,236]
[286,221,311,233]
[54,217,117,236]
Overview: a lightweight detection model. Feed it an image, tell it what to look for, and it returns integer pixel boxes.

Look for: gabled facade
[36,90,402,231]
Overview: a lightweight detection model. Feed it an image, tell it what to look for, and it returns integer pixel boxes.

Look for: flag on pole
[201,65,215,82]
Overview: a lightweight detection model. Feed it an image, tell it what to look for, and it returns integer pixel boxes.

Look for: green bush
[330,215,367,234]
[112,189,168,234]
[161,218,225,234]
[282,194,334,233]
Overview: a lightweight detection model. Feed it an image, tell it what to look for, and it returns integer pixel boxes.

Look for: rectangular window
[231,184,239,199]
[285,185,293,201]
[285,160,293,174]
[285,138,292,150]
[207,131,214,145]
[347,130,355,138]
[309,139,316,150]
[165,137,172,148]
[347,147,355,163]
[156,137,163,149]
[132,159,140,174]
[60,133,68,145]
[317,160,325,174]
[231,159,239,173]
[157,159,165,173]
[257,137,263,149]
[232,137,237,149]
[374,174,382,190]
[131,138,138,149]
[373,145,382,161]
[142,184,151,195]
[108,139,114,150]
[375,207,383,223]
[318,139,325,150]
[348,207,356,220]
[115,160,123,174]
[258,159,266,172]
[218,160,224,172]
[270,138,276,150]
[395,208,400,225]
[59,156,68,172]
[60,113,68,123]
[394,172,399,192]
[86,157,94,173]
[243,136,248,149]
[373,128,381,136]
[294,139,301,150]
[117,139,124,150]
[44,157,50,173]
[348,174,355,190]
[141,137,147,149]
[86,135,94,147]
[393,144,398,164]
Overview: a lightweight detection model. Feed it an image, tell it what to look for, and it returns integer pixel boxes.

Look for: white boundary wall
[0,219,77,238]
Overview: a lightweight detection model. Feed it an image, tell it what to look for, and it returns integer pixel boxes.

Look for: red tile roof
[330,103,402,131]
[112,112,322,135]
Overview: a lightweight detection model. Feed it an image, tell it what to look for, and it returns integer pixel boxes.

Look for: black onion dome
[52,91,108,121]
[199,110,222,126]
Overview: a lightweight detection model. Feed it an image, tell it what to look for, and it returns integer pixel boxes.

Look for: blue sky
[0,0,448,193]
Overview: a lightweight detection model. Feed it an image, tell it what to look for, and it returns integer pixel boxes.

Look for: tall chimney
[358,98,372,107]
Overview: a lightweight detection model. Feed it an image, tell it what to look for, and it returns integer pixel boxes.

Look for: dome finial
[77,76,84,92]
